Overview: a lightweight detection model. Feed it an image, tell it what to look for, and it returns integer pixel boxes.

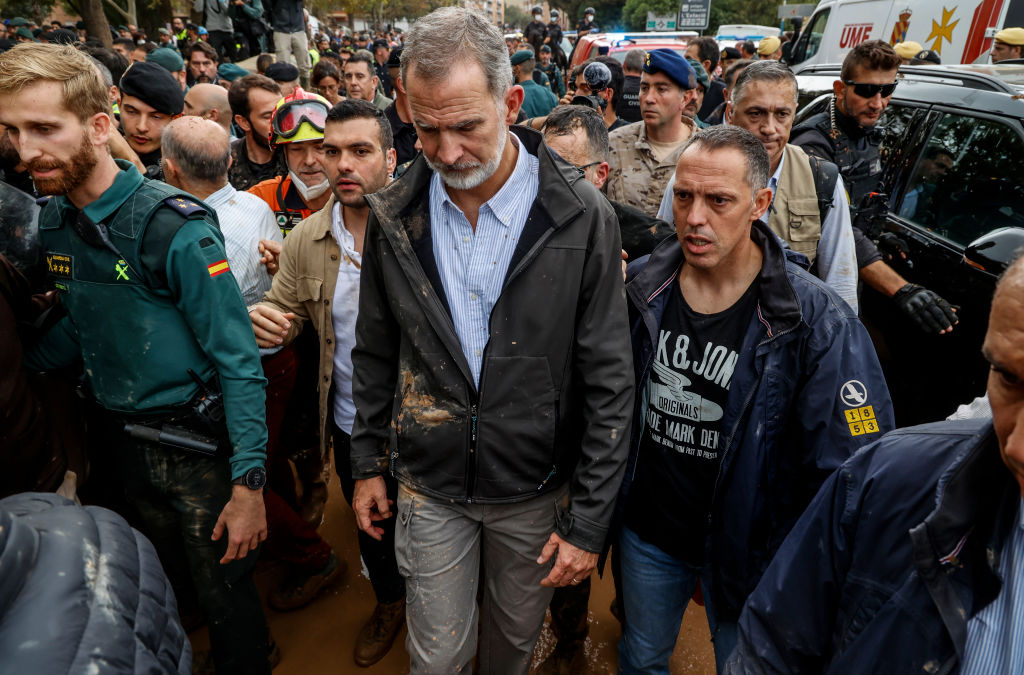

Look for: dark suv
[796,64,1024,425]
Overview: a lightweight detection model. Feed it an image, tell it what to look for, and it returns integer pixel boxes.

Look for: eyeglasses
[271,99,329,140]
[843,80,898,98]
[577,161,603,171]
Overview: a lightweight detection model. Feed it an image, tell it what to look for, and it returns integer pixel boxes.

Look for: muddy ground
[190,479,715,674]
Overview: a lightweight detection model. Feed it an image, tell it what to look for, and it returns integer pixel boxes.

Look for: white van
[715,24,781,49]
[787,0,1024,70]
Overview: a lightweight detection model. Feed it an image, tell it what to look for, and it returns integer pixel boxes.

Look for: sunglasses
[271,99,329,140]
[843,80,898,98]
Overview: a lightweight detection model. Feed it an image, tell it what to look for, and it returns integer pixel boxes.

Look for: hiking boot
[354,597,406,667]
[269,552,346,612]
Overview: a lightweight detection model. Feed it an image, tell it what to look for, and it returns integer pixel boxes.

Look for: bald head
[184,83,232,133]
[161,116,231,190]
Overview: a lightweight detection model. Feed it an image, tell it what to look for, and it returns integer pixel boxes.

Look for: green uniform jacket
[26,161,267,479]
[520,78,559,119]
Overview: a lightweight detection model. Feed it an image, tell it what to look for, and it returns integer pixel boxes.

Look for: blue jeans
[617,525,737,674]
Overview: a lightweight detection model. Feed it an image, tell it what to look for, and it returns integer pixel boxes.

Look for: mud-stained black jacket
[350,127,635,553]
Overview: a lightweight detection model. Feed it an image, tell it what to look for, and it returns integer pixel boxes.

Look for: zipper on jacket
[390,450,398,474]
[466,403,479,503]
[708,317,799,524]
[537,466,557,491]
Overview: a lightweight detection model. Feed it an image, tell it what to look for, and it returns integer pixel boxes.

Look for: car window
[791,9,829,63]
[897,113,1024,246]
[877,103,917,166]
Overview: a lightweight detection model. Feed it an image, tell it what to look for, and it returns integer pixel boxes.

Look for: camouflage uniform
[605,118,695,217]
[229,137,287,192]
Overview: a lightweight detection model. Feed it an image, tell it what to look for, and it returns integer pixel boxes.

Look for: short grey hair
[542,105,609,162]
[731,60,798,106]
[622,48,645,73]
[681,126,770,200]
[400,7,512,105]
[161,120,230,183]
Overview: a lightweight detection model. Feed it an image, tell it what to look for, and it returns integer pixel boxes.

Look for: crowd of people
[2,4,1024,675]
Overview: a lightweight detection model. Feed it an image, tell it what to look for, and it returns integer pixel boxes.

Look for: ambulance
[786,0,1024,70]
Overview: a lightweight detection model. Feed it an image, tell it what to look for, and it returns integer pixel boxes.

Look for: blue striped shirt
[961,496,1024,674]
[430,134,539,386]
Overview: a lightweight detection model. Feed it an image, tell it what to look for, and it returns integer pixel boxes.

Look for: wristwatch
[233,466,267,490]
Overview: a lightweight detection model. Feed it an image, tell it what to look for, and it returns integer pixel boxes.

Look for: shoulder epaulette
[162,196,207,218]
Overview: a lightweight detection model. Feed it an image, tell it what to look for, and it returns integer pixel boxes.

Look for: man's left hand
[259,239,283,275]
[212,485,267,564]
[537,532,598,587]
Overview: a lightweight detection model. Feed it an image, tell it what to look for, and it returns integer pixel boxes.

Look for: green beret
[686,57,710,91]
[217,62,249,82]
[16,27,36,41]
[510,49,534,66]
[147,47,184,73]
[9,17,29,27]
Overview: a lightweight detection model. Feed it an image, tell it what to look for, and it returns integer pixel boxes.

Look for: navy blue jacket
[622,220,894,621]
[0,493,190,674]
[726,418,1013,674]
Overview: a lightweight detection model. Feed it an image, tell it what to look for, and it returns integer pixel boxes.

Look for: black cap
[48,28,78,45]
[386,45,402,68]
[720,46,741,60]
[119,61,184,115]
[265,61,300,82]
[912,49,941,64]
[373,39,389,51]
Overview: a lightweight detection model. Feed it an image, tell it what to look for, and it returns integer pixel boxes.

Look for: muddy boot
[269,552,346,611]
[354,598,406,667]
[535,639,587,675]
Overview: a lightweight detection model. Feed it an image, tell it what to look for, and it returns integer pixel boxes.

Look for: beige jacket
[257,195,341,457]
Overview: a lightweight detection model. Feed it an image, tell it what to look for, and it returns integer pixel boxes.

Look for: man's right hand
[892,283,958,334]
[353,476,392,541]
[249,305,294,347]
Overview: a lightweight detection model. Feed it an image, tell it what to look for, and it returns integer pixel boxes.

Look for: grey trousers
[395,483,568,675]
[272,30,311,81]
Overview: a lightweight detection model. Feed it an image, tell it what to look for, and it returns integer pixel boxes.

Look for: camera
[570,61,611,110]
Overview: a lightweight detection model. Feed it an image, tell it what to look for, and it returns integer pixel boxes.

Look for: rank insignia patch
[46,253,72,278]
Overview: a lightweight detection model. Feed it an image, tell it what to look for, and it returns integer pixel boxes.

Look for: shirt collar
[768,148,786,193]
[203,182,236,208]
[435,132,529,229]
[72,159,144,223]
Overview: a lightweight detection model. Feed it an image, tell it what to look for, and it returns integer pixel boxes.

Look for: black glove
[876,232,909,263]
[892,283,958,334]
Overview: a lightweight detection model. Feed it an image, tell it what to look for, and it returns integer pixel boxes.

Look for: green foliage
[504,4,530,29]
[621,0,677,31]
[1,0,58,26]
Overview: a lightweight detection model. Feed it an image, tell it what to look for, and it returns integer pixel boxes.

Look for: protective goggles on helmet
[271,99,329,142]
[843,79,898,98]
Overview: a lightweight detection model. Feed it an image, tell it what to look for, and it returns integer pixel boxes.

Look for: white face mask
[289,169,331,201]
[534,14,542,20]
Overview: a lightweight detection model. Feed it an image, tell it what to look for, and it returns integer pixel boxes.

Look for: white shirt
[205,183,284,357]
[329,202,362,434]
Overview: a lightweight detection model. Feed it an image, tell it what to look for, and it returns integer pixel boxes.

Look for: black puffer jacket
[0,493,191,674]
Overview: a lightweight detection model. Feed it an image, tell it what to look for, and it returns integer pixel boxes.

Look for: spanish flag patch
[207,259,230,277]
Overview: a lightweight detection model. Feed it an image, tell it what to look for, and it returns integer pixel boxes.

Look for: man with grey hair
[183,82,233,135]
[349,7,634,674]
[619,125,892,672]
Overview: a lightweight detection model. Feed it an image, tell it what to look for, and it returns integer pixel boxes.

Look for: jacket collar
[918,421,1014,565]
[365,124,586,235]
[626,219,802,338]
[305,194,337,242]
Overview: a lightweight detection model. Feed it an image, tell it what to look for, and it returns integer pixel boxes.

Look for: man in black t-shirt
[619,126,892,673]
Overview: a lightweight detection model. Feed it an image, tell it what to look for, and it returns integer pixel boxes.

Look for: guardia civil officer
[0,43,272,674]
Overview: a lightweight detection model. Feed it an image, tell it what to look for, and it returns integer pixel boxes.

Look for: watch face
[246,467,267,490]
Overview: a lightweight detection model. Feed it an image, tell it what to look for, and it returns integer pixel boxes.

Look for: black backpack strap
[807,154,840,223]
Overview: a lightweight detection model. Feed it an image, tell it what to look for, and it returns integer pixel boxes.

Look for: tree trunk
[80,0,113,46]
